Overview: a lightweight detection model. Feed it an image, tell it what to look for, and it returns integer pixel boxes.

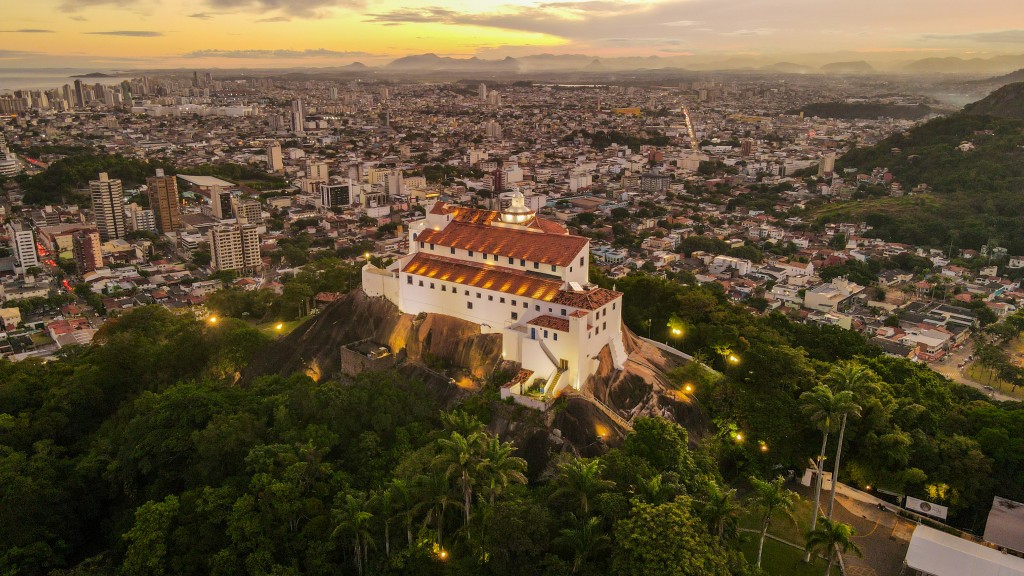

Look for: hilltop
[815,91,1024,252]
[963,81,1024,119]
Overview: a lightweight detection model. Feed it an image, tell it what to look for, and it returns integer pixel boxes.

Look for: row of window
[419,241,585,274]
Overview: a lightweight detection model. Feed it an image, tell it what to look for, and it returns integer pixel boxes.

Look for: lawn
[964,362,1024,400]
[739,535,835,576]
[738,492,818,545]
[255,318,305,337]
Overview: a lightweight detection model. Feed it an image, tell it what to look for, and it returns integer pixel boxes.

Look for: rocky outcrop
[244,287,710,457]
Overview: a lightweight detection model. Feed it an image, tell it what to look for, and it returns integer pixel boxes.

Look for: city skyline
[3,0,1024,69]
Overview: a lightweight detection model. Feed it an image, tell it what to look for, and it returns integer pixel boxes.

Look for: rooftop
[417,219,587,267]
[402,253,564,301]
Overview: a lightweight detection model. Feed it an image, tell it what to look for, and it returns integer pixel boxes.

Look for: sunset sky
[3,0,1024,68]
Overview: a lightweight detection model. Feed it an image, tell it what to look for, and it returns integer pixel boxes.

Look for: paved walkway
[931,343,1016,401]
[793,483,914,576]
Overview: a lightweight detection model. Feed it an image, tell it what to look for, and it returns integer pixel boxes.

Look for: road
[930,342,1017,402]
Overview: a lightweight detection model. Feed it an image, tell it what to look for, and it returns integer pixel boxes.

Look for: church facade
[363,194,627,397]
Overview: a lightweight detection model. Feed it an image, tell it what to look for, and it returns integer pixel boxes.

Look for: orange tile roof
[402,253,564,301]
[527,315,570,332]
[552,287,622,310]
[417,220,588,267]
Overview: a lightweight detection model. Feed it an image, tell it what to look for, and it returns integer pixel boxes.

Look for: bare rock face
[243,289,502,383]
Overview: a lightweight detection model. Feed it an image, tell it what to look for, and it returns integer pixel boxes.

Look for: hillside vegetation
[816,111,1024,252]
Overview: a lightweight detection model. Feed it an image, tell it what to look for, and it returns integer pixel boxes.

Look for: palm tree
[418,471,458,547]
[477,436,528,506]
[440,409,485,436]
[332,491,375,576]
[805,517,862,575]
[557,513,610,575]
[749,475,798,569]
[635,473,681,505]
[435,431,483,529]
[701,485,743,543]
[799,384,859,558]
[550,458,614,515]
[824,363,869,519]
[389,478,418,547]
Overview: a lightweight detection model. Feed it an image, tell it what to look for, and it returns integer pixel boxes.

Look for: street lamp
[275,322,284,331]
[734,432,744,443]
[208,315,218,325]
[683,383,694,394]
[727,353,740,365]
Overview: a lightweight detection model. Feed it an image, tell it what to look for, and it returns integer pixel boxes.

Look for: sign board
[905,496,949,520]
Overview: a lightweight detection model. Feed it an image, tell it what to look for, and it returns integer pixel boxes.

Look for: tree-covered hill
[816,111,1024,252]
[963,81,1024,119]
[791,102,935,121]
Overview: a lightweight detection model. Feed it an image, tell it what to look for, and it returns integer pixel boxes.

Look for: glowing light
[275,323,284,330]
[438,550,448,560]
[683,383,694,393]
[671,328,682,336]
[734,432,744,443]
[759,441,768,452]
[208,316,218,324]
[727,354,740,365]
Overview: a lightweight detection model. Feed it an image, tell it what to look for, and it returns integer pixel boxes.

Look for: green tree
[435,431,483,529]
[612,497,730,576]
[824,363,871,519]
[805,517,862,575]
[700,485,742,543]
[800,384,860,552]
[748,476,797,568]
[558,513,609,575]
[333,491,375,576]
[551,458,614,515]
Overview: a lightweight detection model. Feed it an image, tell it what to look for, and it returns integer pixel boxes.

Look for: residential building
[208,224,262,274]
[266,141,283,172]
[5,221,38,275]
[72,229,103,273]
[90,172,127,241]
[147,168,181,233]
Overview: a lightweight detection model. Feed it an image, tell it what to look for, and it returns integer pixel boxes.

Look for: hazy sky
[3,0,1024,68]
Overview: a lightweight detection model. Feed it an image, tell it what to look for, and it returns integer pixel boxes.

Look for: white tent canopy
[905,525,1024,576]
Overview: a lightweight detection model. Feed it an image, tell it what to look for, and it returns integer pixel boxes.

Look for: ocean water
[0,69,133,92]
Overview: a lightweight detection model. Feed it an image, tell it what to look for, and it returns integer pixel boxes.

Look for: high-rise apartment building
[147,168,181,234]
[90,172,126,241]
[305,161,329,182]
[290,99,305,134]
[72,229,103,273]
[5,221,38,275]
[266,141,283,172]
[478,83,487,101]
[233,198,263,226]
[127,203,156,234]
[210,187,234,220]
[319,182,356,209]
[208,224,262,274]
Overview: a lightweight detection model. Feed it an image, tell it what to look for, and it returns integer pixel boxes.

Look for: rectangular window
[450,247,455,254]
[430,243,435,250]
[509,257,514,264]
[419,280,424,287]
[468,250,474,257]
[493,254,498,261]
[533,262,539,269]
[476,292,481,299]
[523,302,528,309]
[579,256,584,265]
[553,333,558,341]
[603,321,607,330]
[467,302,473,309]
[520,259,525,266]
[500,298,506,304]
[511,311,518,320]
[407,276,412,284]
[430,283,435,289]
[544,330,549,338]
[488,295,493,301]
[465,290,469,295]
[441,285,447,292]
[612,303,616,310]
[551,264,557,272]
[535,305,540,311]
[419,241,424,249]
[511,300,517,306]
[561,309,567,316]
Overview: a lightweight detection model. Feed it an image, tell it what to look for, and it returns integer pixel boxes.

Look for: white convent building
[363,193,627,398]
